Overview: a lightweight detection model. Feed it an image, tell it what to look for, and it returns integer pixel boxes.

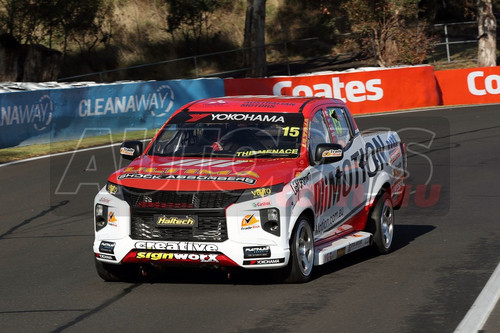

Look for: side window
[325,107,352,147]
[309,110,331,156]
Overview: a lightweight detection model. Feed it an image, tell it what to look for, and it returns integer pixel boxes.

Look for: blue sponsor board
[0,78,224,148]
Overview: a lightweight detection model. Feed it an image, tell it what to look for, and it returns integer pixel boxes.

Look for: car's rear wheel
[95,258,138,282]
[367,191,394,254]
[284,216,314,283]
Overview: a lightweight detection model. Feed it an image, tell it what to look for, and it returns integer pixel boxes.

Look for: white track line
[454,261,500,332]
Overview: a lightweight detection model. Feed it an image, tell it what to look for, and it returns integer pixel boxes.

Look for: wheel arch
[288,208,315,240]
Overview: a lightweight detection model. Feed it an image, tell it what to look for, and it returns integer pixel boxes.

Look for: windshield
[148,111,304,158]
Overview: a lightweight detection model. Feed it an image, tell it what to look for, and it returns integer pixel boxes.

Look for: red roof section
[184,95,322,114]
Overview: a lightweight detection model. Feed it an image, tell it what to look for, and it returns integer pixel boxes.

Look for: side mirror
[120,140,143,160]
[315,143,343,164]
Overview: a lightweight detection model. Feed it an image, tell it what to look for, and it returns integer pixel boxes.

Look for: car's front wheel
[284,215,315,283]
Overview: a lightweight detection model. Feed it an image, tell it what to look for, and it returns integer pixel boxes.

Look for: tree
[344,0,436,67]
[165,0,228,53]
[243,0,266,77]
[477,0,496,66]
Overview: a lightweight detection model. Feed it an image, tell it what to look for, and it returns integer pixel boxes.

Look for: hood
[109,155,307,191]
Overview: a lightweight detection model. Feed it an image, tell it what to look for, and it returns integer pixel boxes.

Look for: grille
[125,188,241,242]
[123,187,243,209]
[130,211,227,242]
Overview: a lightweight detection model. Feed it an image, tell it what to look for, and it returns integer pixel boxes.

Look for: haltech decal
[135,252,219,263]
[155,215,197,228]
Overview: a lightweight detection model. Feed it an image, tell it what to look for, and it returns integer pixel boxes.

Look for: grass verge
[0,129,159,164]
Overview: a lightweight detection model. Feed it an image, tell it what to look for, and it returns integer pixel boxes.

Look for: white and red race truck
[93,96,406,283]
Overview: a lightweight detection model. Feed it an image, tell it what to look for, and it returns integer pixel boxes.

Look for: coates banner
[224,66,440,114]
[0,78,224,149]
[435,66,500,105]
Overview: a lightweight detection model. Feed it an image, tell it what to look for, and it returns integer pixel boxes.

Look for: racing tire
[367,191,395,254]
[284,215,315,283]
[95,258,138,282]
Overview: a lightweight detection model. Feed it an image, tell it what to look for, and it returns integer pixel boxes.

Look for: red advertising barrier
[224,66,440,114]
[435,66,500,105]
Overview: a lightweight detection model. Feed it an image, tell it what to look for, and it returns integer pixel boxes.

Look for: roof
[184,95,337,114]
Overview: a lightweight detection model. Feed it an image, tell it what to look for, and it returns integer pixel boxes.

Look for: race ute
[93,96,407,283]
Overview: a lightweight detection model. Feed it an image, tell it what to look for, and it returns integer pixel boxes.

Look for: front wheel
[367,191,395,254]
[284,216,315,283]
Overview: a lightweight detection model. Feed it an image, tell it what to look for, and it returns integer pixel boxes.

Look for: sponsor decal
[317,207,344,233]
[314,135,390,216]
[160,158,248,168]
[236,148,298,157]
[135,241,219,252]
[135,251,219,263]
[389,149,401,165]
[108,211,117,223]
[467,71,500,96]
[155,215,197,228]
[243,246,271,259]
[272,78,383,103]
[211,113,285,123]
[337,248,346,257]
[251,187,272,198]
[97,253,116,260]
[117,173,256,185]
[243,258,285,265]
[239,101,297,108]
[98,197,111,204]
[322,149,343,158]
[0,94,54,131]
[241,214,260,230]
[120,162,259,185]
[348,238,369,252]
[252,201,271,208]
[208,100,226,104]
[290,173,311,195]
[301,119,309,149]
[78,85,174,118]
[120,147,135,156]
[99,241,116,254]
[107,183,119,195]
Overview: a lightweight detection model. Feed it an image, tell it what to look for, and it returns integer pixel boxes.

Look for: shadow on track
[0,200,69,239]
[94,224,435,286]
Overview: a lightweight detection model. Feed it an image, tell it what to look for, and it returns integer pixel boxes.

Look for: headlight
[95,204,108,231]
[106,182,123,199]
[260,207,280,236]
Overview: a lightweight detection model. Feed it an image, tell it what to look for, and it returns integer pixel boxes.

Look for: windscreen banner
[0,78,224,148]
[224,65,441,114]
[435,66,500,105]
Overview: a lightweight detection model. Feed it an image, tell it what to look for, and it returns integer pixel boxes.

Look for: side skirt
[314,231,371,266]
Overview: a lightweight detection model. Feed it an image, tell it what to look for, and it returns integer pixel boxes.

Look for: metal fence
[431,20,499,64]
[58,38,322,82]
[58,21,497,82]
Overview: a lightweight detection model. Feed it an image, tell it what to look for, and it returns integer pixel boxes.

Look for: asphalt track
[0,104,499,333]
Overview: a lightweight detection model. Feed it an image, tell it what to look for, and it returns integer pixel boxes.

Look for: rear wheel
[95,258,138,282]
[284,216,314,283]
[367,191,394,254]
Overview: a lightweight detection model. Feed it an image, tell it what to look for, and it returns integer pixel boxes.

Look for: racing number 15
[283,126,300,137]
